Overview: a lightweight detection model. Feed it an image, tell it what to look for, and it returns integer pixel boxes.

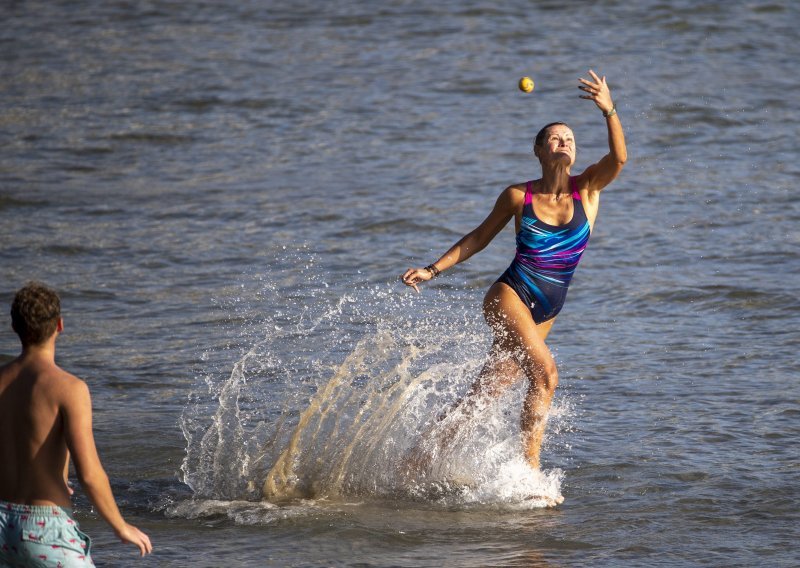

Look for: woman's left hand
[578,69,614,115]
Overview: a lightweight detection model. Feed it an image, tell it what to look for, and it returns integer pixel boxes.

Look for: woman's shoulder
[501,182,529,202]
[491,183,527,213]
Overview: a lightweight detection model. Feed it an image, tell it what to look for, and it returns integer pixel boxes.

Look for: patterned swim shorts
[0,500,94,567]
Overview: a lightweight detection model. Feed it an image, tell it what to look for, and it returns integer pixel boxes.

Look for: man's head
[11,282,62,347]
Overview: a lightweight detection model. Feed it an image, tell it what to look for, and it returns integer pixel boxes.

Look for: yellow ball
[518,76,534,93]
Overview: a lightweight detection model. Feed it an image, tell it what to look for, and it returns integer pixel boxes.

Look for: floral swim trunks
[0,500,93,567]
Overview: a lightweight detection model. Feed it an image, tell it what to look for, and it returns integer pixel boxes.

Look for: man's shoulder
[0,355,20,374]
[25,363,89,403]
[45,366,88,396]
[0,360,88,423]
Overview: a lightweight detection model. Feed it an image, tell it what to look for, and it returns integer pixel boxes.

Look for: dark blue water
[1,1,799,566]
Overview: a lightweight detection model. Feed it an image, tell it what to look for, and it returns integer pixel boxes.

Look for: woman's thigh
[483,282,557,377]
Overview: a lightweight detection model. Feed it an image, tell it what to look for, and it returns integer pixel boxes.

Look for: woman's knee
[480,282,557,393]
[525,357,558,394]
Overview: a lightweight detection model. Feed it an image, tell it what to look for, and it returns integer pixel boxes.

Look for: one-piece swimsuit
[496,177,591,323]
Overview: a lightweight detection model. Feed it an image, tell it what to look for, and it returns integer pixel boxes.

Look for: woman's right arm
[401,185,520,292]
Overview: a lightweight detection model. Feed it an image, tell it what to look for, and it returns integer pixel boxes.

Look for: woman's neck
[539,164,571,197]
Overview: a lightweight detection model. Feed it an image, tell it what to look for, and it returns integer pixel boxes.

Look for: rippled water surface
[1,0,799,566]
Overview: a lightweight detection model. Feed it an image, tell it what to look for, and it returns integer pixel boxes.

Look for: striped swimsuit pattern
[496,177,591,323]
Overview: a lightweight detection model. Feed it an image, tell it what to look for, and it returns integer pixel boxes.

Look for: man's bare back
[0,350,81,508]
[0,282,151,564]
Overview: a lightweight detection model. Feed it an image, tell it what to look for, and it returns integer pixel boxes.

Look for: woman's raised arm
[577,69,627,192]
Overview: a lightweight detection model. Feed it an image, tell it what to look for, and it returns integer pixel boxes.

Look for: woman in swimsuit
[401,70,627,470]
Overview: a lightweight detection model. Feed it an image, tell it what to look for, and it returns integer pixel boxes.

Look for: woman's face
[537,125,576,166]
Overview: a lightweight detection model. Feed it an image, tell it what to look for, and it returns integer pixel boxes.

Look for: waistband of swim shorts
[0,499,74,518]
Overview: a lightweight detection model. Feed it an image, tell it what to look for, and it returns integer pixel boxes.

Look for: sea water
[1,0,798,566]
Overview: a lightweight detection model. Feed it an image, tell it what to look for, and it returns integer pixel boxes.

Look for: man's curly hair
[11,281,61,346]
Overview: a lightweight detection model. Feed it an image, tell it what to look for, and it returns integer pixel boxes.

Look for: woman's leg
[405,283,557,475]
[441,341,521,422]
[483,282,558,470]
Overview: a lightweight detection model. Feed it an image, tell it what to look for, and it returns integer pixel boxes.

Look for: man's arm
[62,377,152,557]
[63,451,73,495]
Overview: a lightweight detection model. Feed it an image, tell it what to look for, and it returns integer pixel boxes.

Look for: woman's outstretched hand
[401,267,434,293]
[578,69,614,115]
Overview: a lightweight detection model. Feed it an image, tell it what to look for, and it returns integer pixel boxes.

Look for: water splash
[180,259,570,513]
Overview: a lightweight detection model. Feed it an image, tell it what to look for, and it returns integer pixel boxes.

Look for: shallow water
[1,0,799,566]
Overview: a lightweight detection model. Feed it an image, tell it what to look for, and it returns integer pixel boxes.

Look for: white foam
[181,263,573,512]
[164,498,328,525]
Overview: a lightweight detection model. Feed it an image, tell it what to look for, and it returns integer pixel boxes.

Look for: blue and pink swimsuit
[496,177,591,323]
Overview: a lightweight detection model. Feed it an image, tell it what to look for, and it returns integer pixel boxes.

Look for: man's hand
[115,522,153,557]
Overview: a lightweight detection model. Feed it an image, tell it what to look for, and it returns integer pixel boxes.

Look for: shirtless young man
[0,282,152,566]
